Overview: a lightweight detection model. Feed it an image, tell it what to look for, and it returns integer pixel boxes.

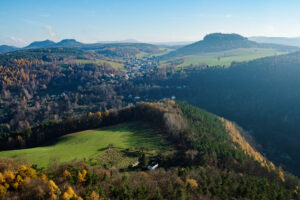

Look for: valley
[1,33,300,199]
[2,1,300,199]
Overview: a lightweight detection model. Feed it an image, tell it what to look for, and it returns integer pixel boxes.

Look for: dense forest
[0,101,299,199]
[2,46,300,177]
[0,48,132,132]
[138,52,300,176]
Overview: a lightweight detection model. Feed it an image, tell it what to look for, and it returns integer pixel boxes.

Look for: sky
[1,0,300,47]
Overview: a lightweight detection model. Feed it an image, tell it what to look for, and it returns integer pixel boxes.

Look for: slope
[0,122,165,167]
[163,33,300,58]
[0,101,299,199]
[0,45,19,53]
[160,33,300,67]
[146,52,300,175]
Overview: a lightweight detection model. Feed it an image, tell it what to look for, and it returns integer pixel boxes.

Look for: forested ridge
[140,51,300,176]
[0,101,299,200]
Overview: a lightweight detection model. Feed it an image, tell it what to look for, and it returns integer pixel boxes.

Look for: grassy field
[0,122,166,168]
[76,58,125,71]
[174,48,286,67]
[152,48,175,57]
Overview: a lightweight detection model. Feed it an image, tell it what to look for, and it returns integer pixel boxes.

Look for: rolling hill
[0,101,299,199]
[0,45,19,53]
[25,40,56,49]
[160,33,300,67]
[162,33,300,58]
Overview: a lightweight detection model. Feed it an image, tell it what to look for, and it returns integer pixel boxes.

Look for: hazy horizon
[2,0,300,47]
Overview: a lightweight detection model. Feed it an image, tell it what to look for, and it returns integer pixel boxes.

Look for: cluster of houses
[124,56,159,79]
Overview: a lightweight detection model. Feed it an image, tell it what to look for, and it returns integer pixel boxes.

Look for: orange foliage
[220,118,275,171]
[63,169,71,178]
[3,170,15,183]
[0,173,4,183]
[88,191,101,200]
[96,112,102,118]
[186,178,198,188]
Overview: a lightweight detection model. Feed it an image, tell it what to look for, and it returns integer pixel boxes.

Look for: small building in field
[147,163,159,170]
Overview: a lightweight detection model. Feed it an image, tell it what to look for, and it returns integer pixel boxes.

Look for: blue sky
[1,0,300,46]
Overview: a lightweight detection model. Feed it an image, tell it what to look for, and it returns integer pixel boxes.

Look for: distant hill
[250,36,300,47]
[19,39,161,57]
[25,39,83,49]
[55,39,83,48]
[25,40,56,49]
[162,33,300,59]
[0,45,19,53]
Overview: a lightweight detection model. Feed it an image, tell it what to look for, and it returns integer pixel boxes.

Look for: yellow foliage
[62,186,77,200]
[0,173,4,183]
[82,169,87,177]
[221,118,275,170]
[48,180,60,195]
[41,173,48,183]
[4,170,15,183]
[0,184,7,198]
[104,110,110,117]
[26,168,38,178]
[89,191,100,200]
[63,169,71,178]
[96,112,102,118]
[16,175,23,183]
[77,169,87,184]
[12,182,19,189]
[88,112,93,118]
[18,165,27,171]
[17,165,37,178]
[4,183,9,189]
[186,178,198,188]
[294,186,299,194]
[279,169,285,182]
[77,172,84,183]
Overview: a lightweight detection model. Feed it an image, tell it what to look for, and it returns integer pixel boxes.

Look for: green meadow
[0,122,165,168]
[175,48,286,67]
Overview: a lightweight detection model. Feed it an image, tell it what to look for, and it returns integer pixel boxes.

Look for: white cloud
[43,25,56,37]
[9,36,26,43]
[8,36,28,46]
